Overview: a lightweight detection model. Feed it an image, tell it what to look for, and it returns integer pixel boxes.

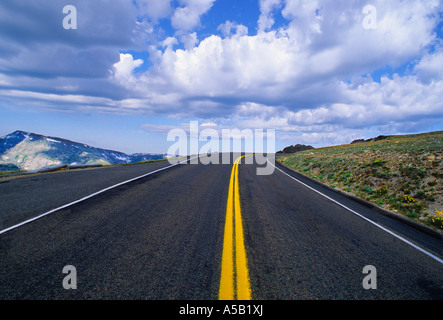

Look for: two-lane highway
[0,154,442,299]
[0,156,230,299]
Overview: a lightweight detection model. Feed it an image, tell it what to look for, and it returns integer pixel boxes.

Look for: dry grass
[277,131,443,231]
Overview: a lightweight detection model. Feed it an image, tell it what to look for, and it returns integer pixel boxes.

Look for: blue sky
[0,0,442,154]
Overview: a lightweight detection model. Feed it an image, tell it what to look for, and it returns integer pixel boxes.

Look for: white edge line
[0,156,199,236]
[269,159,443,265]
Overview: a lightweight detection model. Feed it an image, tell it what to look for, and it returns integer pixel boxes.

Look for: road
[0,154,442,300]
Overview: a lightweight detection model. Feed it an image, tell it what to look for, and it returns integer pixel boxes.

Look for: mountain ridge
[0,130,166,172]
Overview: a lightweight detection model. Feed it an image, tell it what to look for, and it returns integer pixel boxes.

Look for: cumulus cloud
[113,53,144,83]
[0,0,149,102]
[257,0,283,32]
[171,0,215,33]
[180,32,199,50]
[115,0,440,116]
[224,72,443,145]
[414,50,443,83]
[217,21,249,38]
[294,76,443,127]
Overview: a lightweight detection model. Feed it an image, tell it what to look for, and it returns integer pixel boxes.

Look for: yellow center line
[219,155,252,300]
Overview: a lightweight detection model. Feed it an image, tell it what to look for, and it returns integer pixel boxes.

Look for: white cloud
[102,0,443,148]
[146,2,433,89]
[136,0,173,22]
[217,21,248,38]
[414,50,443,83]
[222,71,443,145]
[171,0,215,33]
[113,53,144,84]
[162,36,179,49]
[179,32,199,50]
[129,32,301,103]
[258,0,283,32]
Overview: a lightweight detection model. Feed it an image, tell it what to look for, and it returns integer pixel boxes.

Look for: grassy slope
[277,131,443,232]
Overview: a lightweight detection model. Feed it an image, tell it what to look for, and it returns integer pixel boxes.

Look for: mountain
[276,144,314,154]
[0,130,166,172]
[351,135,391,144]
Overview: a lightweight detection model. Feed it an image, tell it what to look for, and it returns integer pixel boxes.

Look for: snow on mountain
[0,130,166,172]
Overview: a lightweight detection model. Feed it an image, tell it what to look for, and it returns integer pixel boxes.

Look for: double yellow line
[219,155,252,300]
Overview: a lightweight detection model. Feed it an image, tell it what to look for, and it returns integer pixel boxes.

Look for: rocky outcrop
[277,144,314,154]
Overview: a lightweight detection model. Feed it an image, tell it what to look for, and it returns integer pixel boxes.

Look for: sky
[0,0,442,154]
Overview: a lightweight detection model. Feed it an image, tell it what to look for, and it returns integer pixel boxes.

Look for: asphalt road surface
[0,154,442,300]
